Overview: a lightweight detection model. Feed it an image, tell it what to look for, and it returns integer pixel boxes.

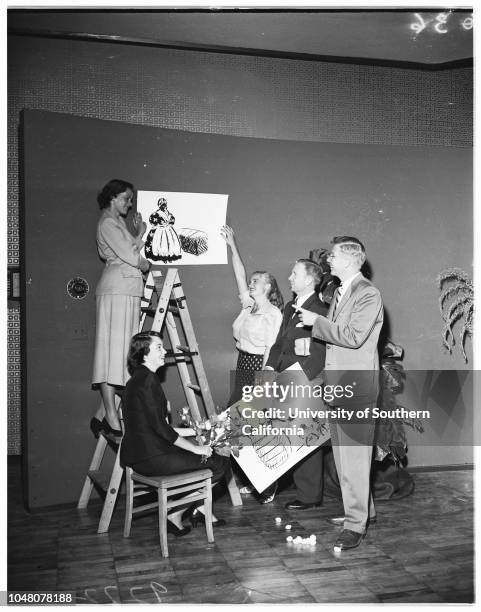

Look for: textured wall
[7,35,473,454]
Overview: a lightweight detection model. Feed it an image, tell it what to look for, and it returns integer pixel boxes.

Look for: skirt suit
[120,365,228,482]
[92,209,149,388]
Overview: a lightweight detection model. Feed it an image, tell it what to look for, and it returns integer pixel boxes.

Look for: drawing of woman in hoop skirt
[144,197,182,262]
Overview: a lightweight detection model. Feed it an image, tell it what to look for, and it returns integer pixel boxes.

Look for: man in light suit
[299,236,383,550]
[265,259,327,510]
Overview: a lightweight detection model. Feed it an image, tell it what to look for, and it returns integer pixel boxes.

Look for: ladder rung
[140,307,156,316]
[185,383,201,392]
[100,431,122,443]
[177,345,195,353]
[170,296,186,304]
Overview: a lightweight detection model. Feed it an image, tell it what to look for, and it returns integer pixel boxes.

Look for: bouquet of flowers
[180,406,245,460]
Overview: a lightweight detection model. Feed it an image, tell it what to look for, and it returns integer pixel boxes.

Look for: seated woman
[120,331,229,534]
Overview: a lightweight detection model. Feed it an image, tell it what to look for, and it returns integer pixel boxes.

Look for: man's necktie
[332,285,343,317]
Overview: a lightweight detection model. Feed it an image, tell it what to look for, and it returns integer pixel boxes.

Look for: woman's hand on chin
[132,212,147,237]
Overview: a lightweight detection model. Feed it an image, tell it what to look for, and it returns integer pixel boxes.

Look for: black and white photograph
[6,2,475,606]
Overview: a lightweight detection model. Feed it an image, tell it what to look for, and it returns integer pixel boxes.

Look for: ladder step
[164,346,199,357]
[164,351,198,359]
[185,383,201,392]
[100,431,122,444]
[176,345,194,354]
[171,296,186,305]
[141,308,156,316]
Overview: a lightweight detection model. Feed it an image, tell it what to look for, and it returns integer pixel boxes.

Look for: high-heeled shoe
[166,520,191,537]
[258,482,278,505]
[185,508,226,528]
[90,417,103,438]
[101,418,122,437]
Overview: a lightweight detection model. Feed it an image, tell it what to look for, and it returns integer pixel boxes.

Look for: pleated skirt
[92,294,140,387]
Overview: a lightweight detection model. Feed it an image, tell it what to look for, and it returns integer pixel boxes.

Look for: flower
[180,406,244,460]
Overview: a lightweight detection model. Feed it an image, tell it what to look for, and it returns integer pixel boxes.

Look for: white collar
[295,290,315,308]
[338,272,361,296]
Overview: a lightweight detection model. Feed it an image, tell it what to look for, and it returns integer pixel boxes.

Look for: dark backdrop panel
[23,110,472,507]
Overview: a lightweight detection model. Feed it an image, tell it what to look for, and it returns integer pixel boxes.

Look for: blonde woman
[221,225,283,503]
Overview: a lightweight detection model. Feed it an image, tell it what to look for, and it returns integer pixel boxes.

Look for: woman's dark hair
[251,271,284,312]
[309,248,331,276]
[97,179,134,210]
[127,331,162,374]
[309,248,340,304]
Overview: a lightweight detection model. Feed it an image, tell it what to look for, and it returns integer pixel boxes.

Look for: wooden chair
[123,466,214,557]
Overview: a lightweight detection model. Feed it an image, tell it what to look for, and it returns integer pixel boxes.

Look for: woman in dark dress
[120,331,228,533]
[144,197,182,262]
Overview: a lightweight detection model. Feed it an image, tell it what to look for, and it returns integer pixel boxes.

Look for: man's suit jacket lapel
[283,300,296,330]
[297,293,319,322]
[287,293,318,328]
[330,274,365,322]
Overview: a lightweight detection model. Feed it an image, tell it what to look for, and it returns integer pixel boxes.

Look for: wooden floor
[8,462,474,604]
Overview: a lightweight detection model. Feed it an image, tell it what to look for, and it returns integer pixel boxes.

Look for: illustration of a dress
[144,199,182,262]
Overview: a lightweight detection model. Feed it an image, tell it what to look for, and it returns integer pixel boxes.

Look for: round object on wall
[67,277,89,300]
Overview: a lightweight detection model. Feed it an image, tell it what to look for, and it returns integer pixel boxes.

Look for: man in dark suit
[299,237,383,550]
[265,258,327,510]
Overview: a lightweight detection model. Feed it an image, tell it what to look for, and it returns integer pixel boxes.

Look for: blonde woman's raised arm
[221,225,249,296]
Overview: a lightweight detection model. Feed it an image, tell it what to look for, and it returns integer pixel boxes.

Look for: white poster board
[227,400,331,493]
[232,443,328,494]
[137,190,229,265]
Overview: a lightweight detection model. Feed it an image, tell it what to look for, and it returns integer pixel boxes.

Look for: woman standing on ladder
[91,179,150,436]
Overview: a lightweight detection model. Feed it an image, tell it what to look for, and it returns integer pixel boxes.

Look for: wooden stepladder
[78,268,241,534]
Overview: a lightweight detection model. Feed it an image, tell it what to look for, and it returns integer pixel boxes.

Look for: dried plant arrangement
[437,267,473,362]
